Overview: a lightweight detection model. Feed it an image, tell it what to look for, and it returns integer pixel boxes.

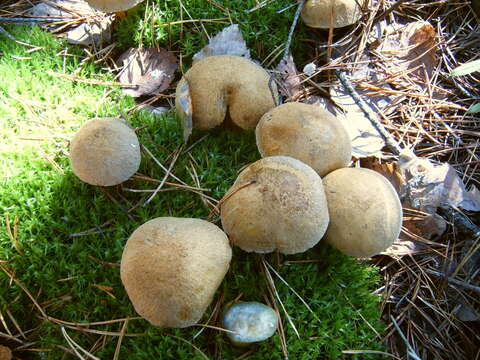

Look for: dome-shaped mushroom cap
[175,55,277,130]
[323,168,403,258]
[301,0,362,29]
[70,118,140,186]
[87,0,144,12]
[256,102,352,177]
[221,156,329,254]
[120,217,232,328]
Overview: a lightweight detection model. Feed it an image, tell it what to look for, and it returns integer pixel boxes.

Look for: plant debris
[193,24,251,63]
[116,47,178,97]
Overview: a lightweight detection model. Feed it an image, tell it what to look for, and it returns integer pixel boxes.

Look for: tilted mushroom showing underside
[175,55,278,131]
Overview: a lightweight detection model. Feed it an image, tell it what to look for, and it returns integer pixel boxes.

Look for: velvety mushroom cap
[256,102,352,177]
[70,118,140,186]
[323,168,403,258]
[87,0,144,12]
[120,217,232,328]
[221,156,329,254]
[301,0,362,29]
[175,55,277,130]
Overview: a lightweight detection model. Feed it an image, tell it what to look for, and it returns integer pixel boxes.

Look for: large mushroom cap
[323,168,403,258]
[301,0,362,29]
[256,102,352,177]
[70,117,141,186]
[175,55,277,131]
[87,0,144,12]
[221,156,329,254]
[120,217,232,328]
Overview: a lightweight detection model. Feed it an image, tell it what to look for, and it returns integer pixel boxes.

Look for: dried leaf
[399,150,480,212]
[66,19,111,46]
[330,86,386,158]
[376,21,438,83]
[177,79,193,142]
[275,55,304,100]
[383,240,421,256]
[28,1,112,47]
[137,105,170,118]
[362,159,404,194]
[117,47,178,97]
[193,24,251,64]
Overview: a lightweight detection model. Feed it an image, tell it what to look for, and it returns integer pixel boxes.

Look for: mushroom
[175,55,277,131]
[301,0,363,29]
[120,217,232,328]
[0,346,11,360]
[256,102,352,177]
[323,168,402,258]
[87,0,144,12]
[221,156,329,254]
[70,117,141,186]
[223,302,278,346]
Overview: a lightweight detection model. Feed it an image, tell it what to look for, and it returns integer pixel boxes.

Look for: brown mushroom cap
[120,217,232,328]
[70,117,141,186]
[175,55,277,130]
[301,0,362,29]
[256,102,352,177]
[87,0,144,12]
[221,156,329,254]
[323,168,403,258]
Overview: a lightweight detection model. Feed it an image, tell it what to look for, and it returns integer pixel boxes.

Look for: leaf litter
[116,47,178,97]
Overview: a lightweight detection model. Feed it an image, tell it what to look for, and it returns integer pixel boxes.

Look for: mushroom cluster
[67,50,402,349]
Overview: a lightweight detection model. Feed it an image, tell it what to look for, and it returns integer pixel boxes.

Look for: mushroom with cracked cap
[175,55,278,131]
[70,117,141,186]
[323,167,403,258]
[221,156,329,254]
[120,217,232,328]
[256,102,352,177]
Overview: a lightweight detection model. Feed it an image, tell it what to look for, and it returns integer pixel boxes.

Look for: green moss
[1,15,384,360]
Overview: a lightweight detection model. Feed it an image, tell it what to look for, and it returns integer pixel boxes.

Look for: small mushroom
[0,346,11,360]
[221,156,329,254]
[120,217,232,328]
[301,0,363,29]
[70,118,141,186]
[175,55,277,131]
[223,302,278,346]
[256,102,352,177]
[323,168,403,258]
[87,0,144,12]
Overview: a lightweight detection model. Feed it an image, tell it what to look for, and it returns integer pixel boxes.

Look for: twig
[373,0,411,24]
[335,70,403,156]
[438,206,480,237]
[425,269,480,294]
[282,0,306,60]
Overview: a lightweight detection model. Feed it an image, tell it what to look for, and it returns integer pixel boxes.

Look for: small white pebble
[223,302,278,344]
[303,62,317,76]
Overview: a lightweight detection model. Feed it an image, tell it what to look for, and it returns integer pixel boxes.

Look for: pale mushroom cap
[301,0,363,29]
[120,217,232,328]
[70,118,141,186]
[223,302,278,344]
[221,156,329,254]
[175,55,277,130]
[256,102,352,177]
[323,168,403,258]
[87,0,144,12]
